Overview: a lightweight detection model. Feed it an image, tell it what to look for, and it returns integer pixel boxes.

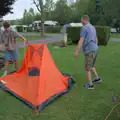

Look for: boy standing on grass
[74,15,101,89]
[0,22,28,76]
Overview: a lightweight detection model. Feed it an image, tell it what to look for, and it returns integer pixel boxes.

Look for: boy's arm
[16,32,28,43]
[0,34,4,51]
[0,33,4,44]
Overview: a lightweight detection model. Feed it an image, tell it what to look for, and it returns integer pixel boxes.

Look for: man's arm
[74,37,84,58]
[96,37,98,45]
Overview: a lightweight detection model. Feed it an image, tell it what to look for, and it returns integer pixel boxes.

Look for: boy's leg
[14,60,18,70]
[2,50,11,76]
[5,60,9,72]
[11,50,18,71]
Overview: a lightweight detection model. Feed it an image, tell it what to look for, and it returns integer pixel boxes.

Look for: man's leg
[84,53,94,89]
[91,51,101,83]
[86,70,93,86]
[92,67,101,83]
[91,67,99,78]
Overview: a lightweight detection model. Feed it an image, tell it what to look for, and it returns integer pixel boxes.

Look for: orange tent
[0,44,73,111]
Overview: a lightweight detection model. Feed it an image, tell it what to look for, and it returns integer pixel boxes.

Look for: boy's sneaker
[84,83,94,89]
[92,78,102,84]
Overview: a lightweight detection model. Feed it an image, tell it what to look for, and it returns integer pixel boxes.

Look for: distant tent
[0,44,74,111]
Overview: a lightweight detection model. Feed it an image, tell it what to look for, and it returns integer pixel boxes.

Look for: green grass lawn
[111,33,120,38]
[16,35,46,41]
[0,41,120,120]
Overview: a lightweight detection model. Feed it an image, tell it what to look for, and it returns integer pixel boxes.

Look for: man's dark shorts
[85,51,98,71]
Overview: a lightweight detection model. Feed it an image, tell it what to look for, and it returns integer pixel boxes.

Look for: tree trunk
[41,21,44,36]
[40,11,44,36]
[40,0,44,36]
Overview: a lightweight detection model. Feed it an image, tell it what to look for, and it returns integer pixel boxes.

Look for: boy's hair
[81,15,90,21]
[3,21,10,28]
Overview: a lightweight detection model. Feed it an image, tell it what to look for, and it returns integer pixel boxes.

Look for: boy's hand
[24,39,28,44]
[0,44,4,51]
[0,44,3,48]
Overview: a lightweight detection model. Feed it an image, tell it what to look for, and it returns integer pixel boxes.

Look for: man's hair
[3,21,10,28]
[81,15,90,21]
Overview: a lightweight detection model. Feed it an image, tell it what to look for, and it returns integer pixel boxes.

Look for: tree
[22,8,35,25]
[22,9,28,25]
[87,0,101,25]
[32,0,44,35]
[29,8,35,16]
[28,8,35,24]
[9,19,22,25]
[44,0,55,20]
[101,0,120,21]
[69,0,94,23]
[53,0,72,25]
[34,13,41,21]
[0,0,16,17]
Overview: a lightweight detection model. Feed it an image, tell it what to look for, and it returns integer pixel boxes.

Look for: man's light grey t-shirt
[80,23,98,54]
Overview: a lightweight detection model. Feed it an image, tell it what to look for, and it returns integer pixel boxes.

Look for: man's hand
[74,37,84,58]
[74,51,79,58]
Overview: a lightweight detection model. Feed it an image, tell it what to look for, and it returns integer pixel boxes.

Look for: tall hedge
[95,26,111,45]
[44,26,62,33]
[16,26,23,32]
[67,26,111,45]
[67,27,82,44]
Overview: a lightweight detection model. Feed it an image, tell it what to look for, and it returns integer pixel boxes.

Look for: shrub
[67,26,110,45]
[95,26,111,45]
[27,27,33,32]
[67,27,82,44]
[44,26,62,33]
[16,26,23,32]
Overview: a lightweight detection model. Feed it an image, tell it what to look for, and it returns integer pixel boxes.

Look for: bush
[67,27,82,44]
[44,26,62,33]
[95,26,111,45]
[67,26,111,45]
[27,27,33,32]
[16,26,23,32]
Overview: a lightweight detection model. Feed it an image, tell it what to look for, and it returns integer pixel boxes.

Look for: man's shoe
[84,83,94,89]
[92,78,102,84]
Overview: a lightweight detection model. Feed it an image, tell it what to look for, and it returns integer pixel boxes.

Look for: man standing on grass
[0,22,28,76]
[74,15,101,89]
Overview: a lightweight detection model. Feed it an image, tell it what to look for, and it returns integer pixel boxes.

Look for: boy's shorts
[4,50,18,61]
[85,51,98,71]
